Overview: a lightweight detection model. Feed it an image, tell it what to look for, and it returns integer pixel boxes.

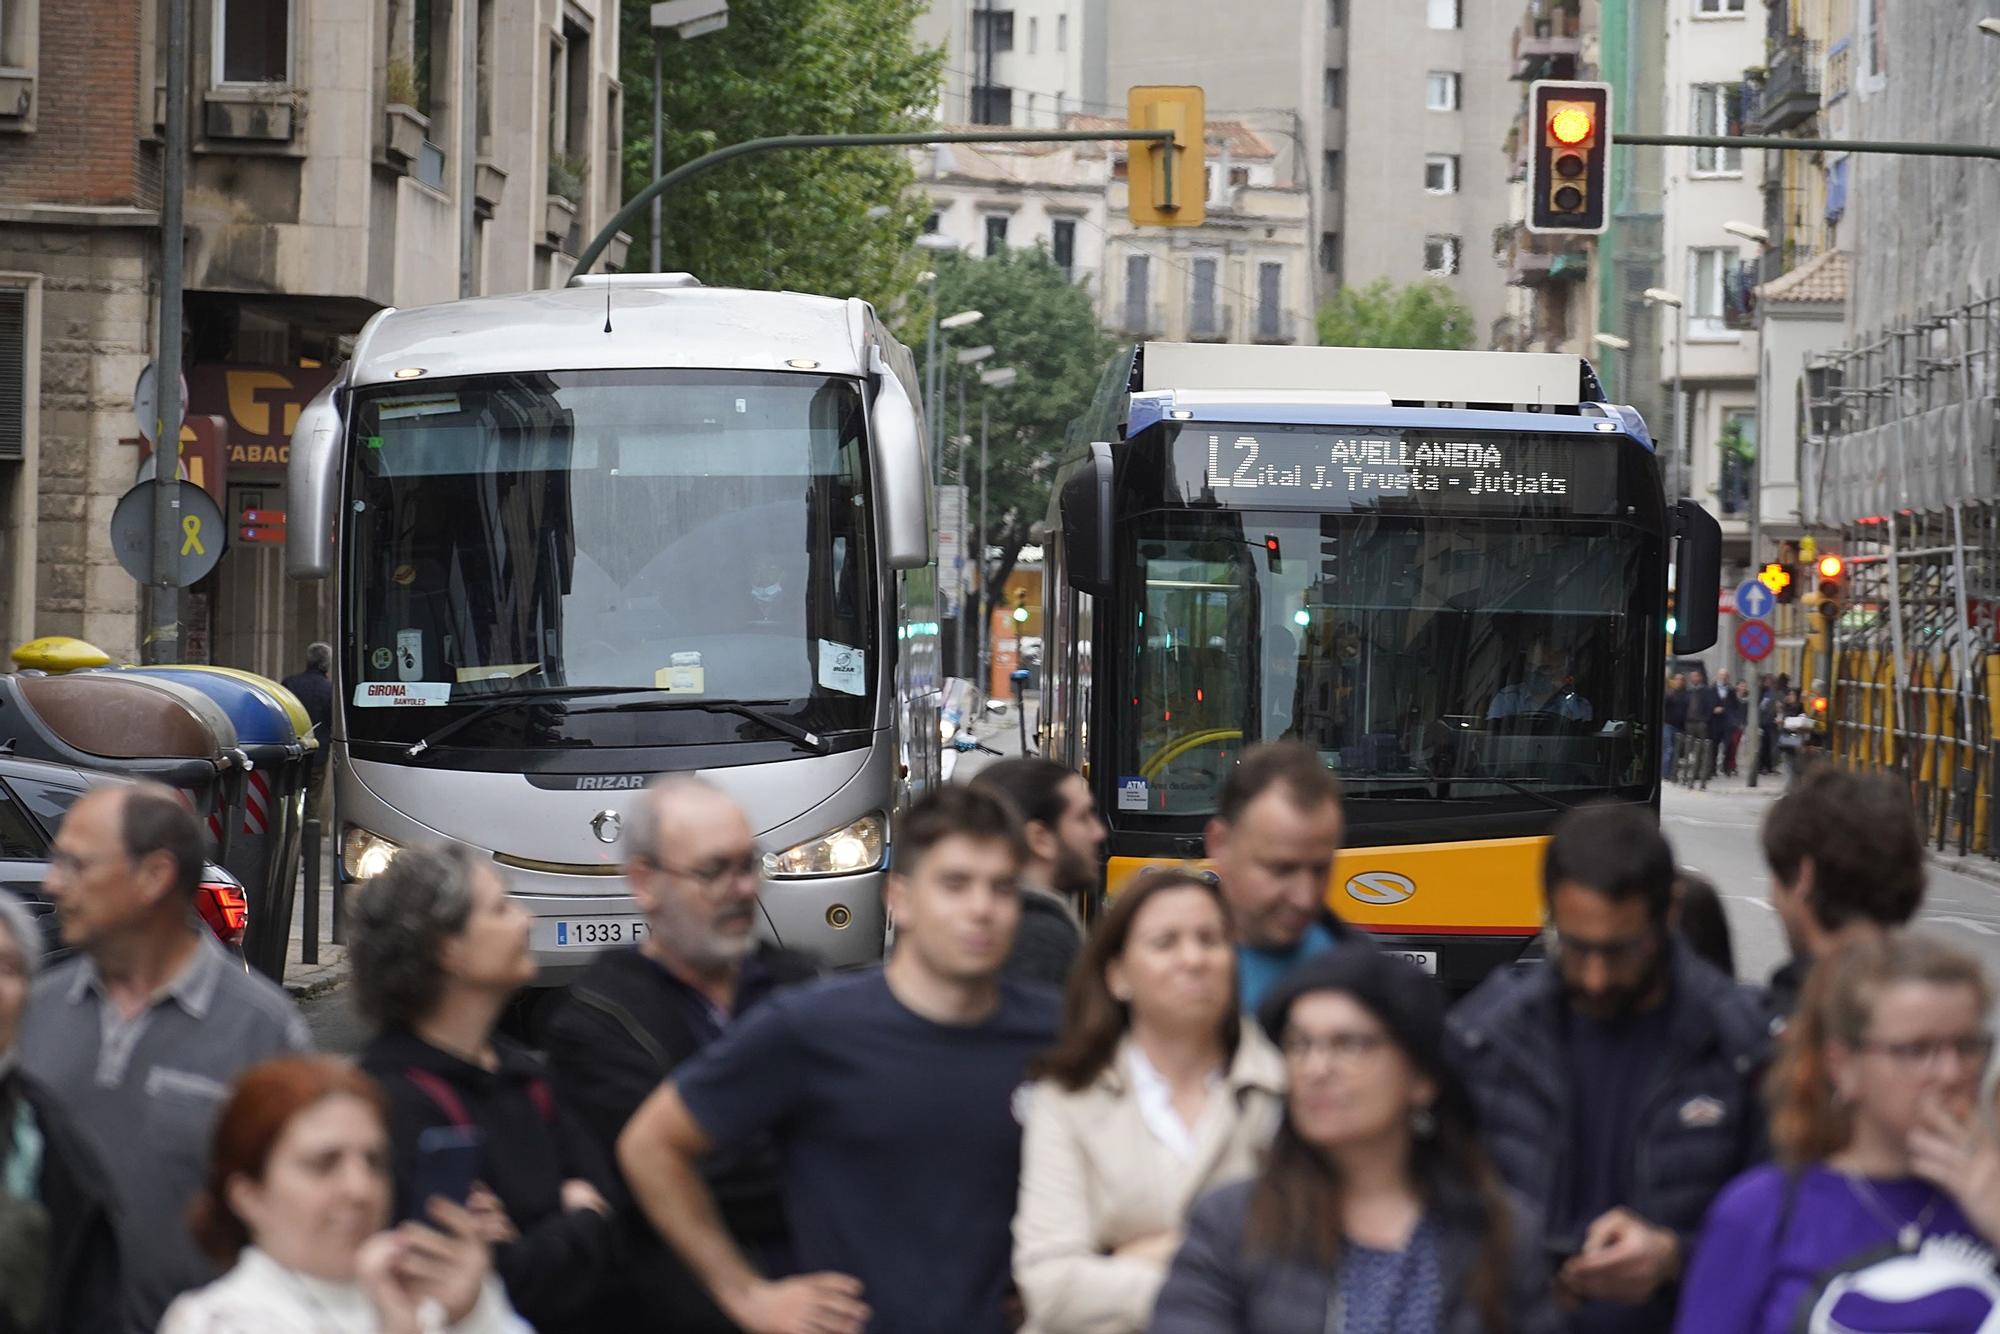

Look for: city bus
[288,274,939,979]
[1040,342,1720,990]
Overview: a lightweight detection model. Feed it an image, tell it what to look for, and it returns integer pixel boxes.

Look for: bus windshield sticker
[353,681,453,707]
[1172,426,1620,514]
[454,664,539,683]
[396,630,424,681]
[375,395,462,421]
[1117,776,1150,811]
[818,641,867,695]
[655,660,707,693]
[370,647,393,672]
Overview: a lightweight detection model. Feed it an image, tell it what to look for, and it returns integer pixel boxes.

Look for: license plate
[550,917,649,948]
[1389,950,1439,975]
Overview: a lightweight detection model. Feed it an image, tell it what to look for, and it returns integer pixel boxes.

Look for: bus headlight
[763,814,886,878]
[342,826,403,881]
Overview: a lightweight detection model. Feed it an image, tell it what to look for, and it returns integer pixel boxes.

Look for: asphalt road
[1661,778,2000,990]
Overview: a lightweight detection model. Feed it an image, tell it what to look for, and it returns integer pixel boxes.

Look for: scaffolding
[1803,288,2000,854]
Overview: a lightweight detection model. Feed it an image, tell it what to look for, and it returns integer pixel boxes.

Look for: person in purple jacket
[1675,932,2000,1334]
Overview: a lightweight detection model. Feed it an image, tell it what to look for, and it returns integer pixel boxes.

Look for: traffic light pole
[1611,132,2000,162]
[568,127,1179,282]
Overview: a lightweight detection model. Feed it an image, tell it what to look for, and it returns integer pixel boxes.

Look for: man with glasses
[545,776,818,1333]
[1445,802,1769,1333]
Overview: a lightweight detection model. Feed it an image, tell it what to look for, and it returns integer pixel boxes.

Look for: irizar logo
[1345,870,1417,906]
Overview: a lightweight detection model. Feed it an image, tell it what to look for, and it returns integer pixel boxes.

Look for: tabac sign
[188,364,340,474]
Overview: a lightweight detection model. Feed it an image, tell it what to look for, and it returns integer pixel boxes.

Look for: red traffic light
[1812,695,1828,714]
[1817,554,1843,579]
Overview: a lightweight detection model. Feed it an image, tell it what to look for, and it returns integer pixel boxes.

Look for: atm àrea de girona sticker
[353,681,452,707]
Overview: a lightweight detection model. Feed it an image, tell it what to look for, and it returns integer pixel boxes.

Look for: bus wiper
[574,698,832,756]
[1337,774,1577,813]
[1453,775,1577,814]
[403,686,656,758]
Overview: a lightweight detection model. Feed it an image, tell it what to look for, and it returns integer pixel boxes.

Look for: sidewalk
[282,839,348,999]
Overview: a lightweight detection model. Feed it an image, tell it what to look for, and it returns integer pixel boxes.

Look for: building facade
[914,0,1105,130]
[0,0,627,671]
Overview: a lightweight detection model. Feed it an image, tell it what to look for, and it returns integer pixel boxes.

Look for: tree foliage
[617,0,943,311]
[1315,278,1478,351]
[910,248,1116,612]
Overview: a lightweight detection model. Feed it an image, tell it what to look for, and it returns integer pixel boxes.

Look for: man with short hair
[281,641,334,818]
[18,783,311,1333]
[1447,803,1767,1334]
[968,757,1104,987]
[545,777,818,1332]
[1760,764,1925,1020]
[618,784,1058,1334]
[1204,741,1367,1008]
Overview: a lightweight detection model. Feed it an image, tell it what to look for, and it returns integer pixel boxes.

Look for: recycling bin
[118,667,317,980]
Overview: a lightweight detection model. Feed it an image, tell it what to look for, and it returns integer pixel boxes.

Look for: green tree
[912,247,1116,619]
[1315,277,1478,350]
[618,0,943,311]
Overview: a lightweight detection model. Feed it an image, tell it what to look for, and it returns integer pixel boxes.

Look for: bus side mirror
[1060,442,1115,597]
[1672,498,1721,655]
[869,369,932,571]
[287,382,343,581]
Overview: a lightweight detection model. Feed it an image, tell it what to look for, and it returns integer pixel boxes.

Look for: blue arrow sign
[1734,579,1776,620]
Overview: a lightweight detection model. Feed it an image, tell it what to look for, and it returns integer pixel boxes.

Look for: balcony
[1723,259,1758,330]
[1511,13,1582,81]
[1252,307,1302,344]
[1501,226,1589,288]
[1188,305,1233,342]
[1744,36,1820,134]
[1116,302,1166,337]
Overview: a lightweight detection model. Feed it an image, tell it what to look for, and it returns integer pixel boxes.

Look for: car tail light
[197,880,249,947]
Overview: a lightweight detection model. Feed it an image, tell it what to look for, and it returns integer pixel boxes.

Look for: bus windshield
[343,369,874,751]
[1117,508,1658,816]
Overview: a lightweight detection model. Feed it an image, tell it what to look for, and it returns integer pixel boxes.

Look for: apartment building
[914,0,1106,129]
[0,0,626,669]
[918,0,1514,342]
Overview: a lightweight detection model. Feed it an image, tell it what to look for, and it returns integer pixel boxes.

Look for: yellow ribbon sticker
[180,515,206,556]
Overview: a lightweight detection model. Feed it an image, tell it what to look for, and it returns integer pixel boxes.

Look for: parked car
[0,753,251,963]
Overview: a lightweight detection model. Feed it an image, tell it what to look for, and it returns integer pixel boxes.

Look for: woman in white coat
[1015,869,1286,1334]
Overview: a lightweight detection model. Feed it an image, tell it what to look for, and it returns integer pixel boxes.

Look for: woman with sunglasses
[1675,932,1999,1334]
[1148,948,1558,1333]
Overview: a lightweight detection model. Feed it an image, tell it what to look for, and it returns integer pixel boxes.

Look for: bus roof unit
[1139,342,1594,410]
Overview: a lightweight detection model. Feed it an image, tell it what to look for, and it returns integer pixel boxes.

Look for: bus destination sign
[1171,425,1622,515]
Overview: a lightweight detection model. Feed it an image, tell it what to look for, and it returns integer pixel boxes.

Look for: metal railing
[1117,301,1166,337]
[1253,306,1300,343]
[1745,36,1822,135]
[1187,305,1233,342]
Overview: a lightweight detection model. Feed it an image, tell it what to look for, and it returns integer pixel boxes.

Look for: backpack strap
[526,1077,555,1126]
[572,987,676,1074]
[403,1067,472,1129]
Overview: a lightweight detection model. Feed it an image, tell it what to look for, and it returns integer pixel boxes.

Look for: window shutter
[0,288,25,462]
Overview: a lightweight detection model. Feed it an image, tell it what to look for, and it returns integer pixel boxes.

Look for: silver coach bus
[288,275,940,977]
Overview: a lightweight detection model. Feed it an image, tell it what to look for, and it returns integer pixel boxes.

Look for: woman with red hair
[160,1056,527,1333]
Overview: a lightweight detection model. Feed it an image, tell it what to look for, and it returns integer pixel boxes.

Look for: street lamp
[1643,288,1687,504]
[1593,332,1631,403]
[949,345,994,677]
[1723,220,1770,245]
[1979,17,2000,36]
[926,307,981,471]
[974,365,1018,687]
[649,0,730,271]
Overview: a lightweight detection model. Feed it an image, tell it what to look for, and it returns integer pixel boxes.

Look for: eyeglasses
[1552,930,1656,965]
[644,853,761,889]
[1280,1031,1391,1065]
[1855,1033,1995,1069]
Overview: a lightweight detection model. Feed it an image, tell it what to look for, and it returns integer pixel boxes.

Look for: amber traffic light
[1127,85,1207,227]
[1528,80,1611,235]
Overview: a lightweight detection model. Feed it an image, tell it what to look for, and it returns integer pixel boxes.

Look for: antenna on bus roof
[603,281,613,334]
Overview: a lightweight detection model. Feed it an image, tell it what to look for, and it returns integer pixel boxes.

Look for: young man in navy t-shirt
[618,783,1061,1334]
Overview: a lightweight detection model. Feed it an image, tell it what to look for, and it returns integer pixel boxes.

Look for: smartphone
[411,1125,483,1209]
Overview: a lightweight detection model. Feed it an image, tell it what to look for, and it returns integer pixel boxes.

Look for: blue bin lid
[115,667,302,748]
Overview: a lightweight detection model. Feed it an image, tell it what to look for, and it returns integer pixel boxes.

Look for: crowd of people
[0,744,1995,1333]
[1663,669,1822,786]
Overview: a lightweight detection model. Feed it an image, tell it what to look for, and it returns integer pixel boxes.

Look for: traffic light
[1665,586,1678,638]
[1759,562,1794,602]
[1815,552,1843,628]
[1527,80,1611,235]
[1011,590,1030,624]
[1127,85,1207,227]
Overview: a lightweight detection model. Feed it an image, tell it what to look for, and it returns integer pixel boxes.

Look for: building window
[410,0,453,188]
[1689,246,1731,328]
[1425,71,1459,111]
[1718,408,1755,514]
[1323,150,1343,190]
[1190,256,1220,337]
[1256,262,1285,340]
[1424,234,1460,275]
[1318,230,1341,276]
[973,8,1014,53]
[1695,0,1745,12]
[971,83,1012,126]
[216,0,289,84]
[1324,67,1343,108]
[1327,0,1345,26]
[0,287,24,463]
[1124,253,1151,333]
[1427,0,1461,29]
[1424,153,1459,194]
[1690,84,1744,173]
[923,211,941,233]
[1051,218,1076,275]
[983,214,1009,256]
[1057,14,1067,50]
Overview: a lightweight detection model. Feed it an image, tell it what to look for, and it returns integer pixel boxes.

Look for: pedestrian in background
[1759,765,1925,1022]
[1014,869,1283,1334]
[1448,803,1768,1333]
[350,846,618,1334]
[0,892,120,1334]
[545,777,818,1332]
[281,642,335,820]
[1662,675,1688,781]
[162,1055,527,1334]
[1722,682,1747,778]
[17,783,310,1333]
[1670,872,1735,979]
[1203,743,1368,1010]
[1674,934,1997,1334]
[618,784,1059,1334]
[1755,676,1779,776]
[970,757,1105,988]
[1148,949,1560,1334]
